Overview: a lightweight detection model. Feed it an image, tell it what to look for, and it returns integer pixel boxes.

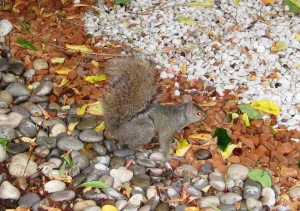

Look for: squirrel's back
[103,56,157,127]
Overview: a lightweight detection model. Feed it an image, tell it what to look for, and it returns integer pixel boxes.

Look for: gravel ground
[84,0,300,131]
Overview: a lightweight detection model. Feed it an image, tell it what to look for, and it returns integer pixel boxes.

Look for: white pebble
[0,19,13,36]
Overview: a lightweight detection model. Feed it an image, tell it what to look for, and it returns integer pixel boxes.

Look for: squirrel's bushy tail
[103,56,157,127]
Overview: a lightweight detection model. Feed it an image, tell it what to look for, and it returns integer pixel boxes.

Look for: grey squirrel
[103,56,206,160]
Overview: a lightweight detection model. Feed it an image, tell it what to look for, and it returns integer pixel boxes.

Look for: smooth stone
[0,112,23,128]
[243,178,262,200]
[209,172,225,191]
[0,19,13,36]
[155,202,169,211]
[0,181,20,200]
[193,178,210,191]
[9,63,24,76]
[69,165,81,177]
[36,136,57,149]
[50,124,67,137]
[174,205,188,211]
[131,165,146,175]
[123,203,138,211]
[194,149,212,160]
[174,164,198,177]
[0,90,13,106]
[110,167,134,183]
[23,68,35,80]
[148,168,163,176]
[92,143,107,155]
[289,186,300,199]
[12,105,31,118]
[19,192,41,208]
[224,178,235,189]
[18,118,37,138]
[261,187,276,207]
[219,192,242,204]
[93,163,110,172]
[83,205,101,211]
[8,155,38,177]
[76,116,97,130]
[103,140,118,152]
[227,164,249,180]
[48,158,62,168]
[131,174,151,188]
[34,146,50,158]
[34,81,54,96]
[149,152,166,162]
[197,196,220,208]
[57,136,84,151]
[128,193,145,206]
[167,187,180,198]
[93,155,110,166]
[28,104,43,116]
[186,186,202,197]
[14,95,30,104]
[218,204,236,211]
[50,190,75,202]
[84,192,108,200]
[33,59,49,70]
[100,175,114,187]
[66,114,81,124]
[137,158,156,168]
[0,108,10,114]
[0,58,10,72]
[106,188,127,200]
[79,129,104,142]
[246,198,262,210]
[199,163,214,175]
[5,82,30,97]
[115,199,128,210]
[2,73,16,83]
[73,200,97,211]
[0,145,7,162]
[0,125,16,140]
[71,151,90,170]
[112,148,135,157]
[44,180,66,193]
[7,142,31,154]
[28,95,49,103]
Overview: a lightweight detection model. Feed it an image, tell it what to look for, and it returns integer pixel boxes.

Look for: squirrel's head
[183,95,206,124]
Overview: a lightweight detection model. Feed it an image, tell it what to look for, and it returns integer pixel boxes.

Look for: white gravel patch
[84,0,300,130]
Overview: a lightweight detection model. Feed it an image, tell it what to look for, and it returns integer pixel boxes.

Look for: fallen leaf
[51,57,65,64]
[180,61,187,74]
[85,73,106,84]
[57,77,69,87]
[174,138,191,156]
[242,113,250,126]
[238,103,262,119]
[67,122,78,135]
[76,105,88,115]
[294,32,300,41]
[94,121,105,132]
[87,102,104,116]
[284,0,300,13]
[220,142,242,159]
[178,14,197,26]
[250,99,280,116]
[66,44,93,53]
[248,168,272,188]
[199,101,217,107]
[56,67,72,75]
[18,37,37,51]
[91,60,99,68]
[271,41,286,52]
[187,1,213,7]
[189,133,212,140]
[214,128,232,151]
[261,0,275,4]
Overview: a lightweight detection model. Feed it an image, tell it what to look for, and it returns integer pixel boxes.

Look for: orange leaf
[261,0,275,4]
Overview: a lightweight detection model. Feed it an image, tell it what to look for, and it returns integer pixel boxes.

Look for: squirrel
[102,55,206,160]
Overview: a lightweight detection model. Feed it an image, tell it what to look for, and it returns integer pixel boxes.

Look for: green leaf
[17,37,37,51]
[298,160,300,169]
[85,73,106,84]
[238,103,262,120]
[178,14,197,26]
[19,21,29,32]
[248,169,272,188]
[63,156,74,167]
[116,0,132,5]
[284,0,300,14]
[78,181,110,189]
[0,138,12,153]
[214,128,232,151]
[59,160,66,175]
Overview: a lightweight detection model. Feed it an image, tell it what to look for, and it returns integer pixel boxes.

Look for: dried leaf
[94,121,105,132]
[180,61,187,74]
[184,207,200,211]
[76,105,88,116]
[187,1,213,7]
[57,77,69,87]
[229,112,239,121]
[271,41,286,52]
[91,60,99,68]
[66,44,93,53]
[87,102,104,116]
[199,101,217,107]
[85,73,106,84]
[67,122,78,135]
[51,57,65,64]
[56,67,71,75]
[250,99,280,116]
[221,142,242,159]
[189,133,212,140]
[178,14,197,26]
[175,138,191,156]
[242,113,250,126]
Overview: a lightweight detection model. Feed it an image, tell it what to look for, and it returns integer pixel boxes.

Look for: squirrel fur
[103,56,206,159]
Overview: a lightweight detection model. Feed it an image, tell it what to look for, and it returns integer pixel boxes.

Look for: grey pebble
[186,186,202,197]
[194,149,212,160]
[0,112,24,128]
[219,192,242,204]
[92,143,107,155]
[131,174,151,188]
[50,123,67,137]
[218,204,236,211]
[6,82,30,97]
[71,151,90,170]
[14,95,30,104]
[110,167,134,183]
[9,62,24,76]
[29,95,49,103]
[79,129,104,143]
[92,155,110,166]
[174,205,188,211]
[174,164,198,177]
[100,175,114,187]
[18,118,37,138]
[33,59,49,70]
[44,180,66,193]
[104,140,118,152]
[0,125,16,140]
[209,171,225,191]
[0,181,20,200]
[113,148,136,157]
[0,58,10,72]
[0,145,7,162]
[123,203,138,211]
[289,186,300,199]
[1,49,11,59]
[84,192,108,200]
[73,200,97,211]
[69,165,81,177]
[227,164,249,180]
[34,81,54,96]
[197,196,220,208]
[77,116,97,130]
[57,136,84,151]
[199,163,214,175]
[7,142,31,154]
[23,68,35,80]
[167,187,180,198]
[0,90,13,106]
[116,199,128,210]
[28,104,43,116]
[19,192,41,208]
[106,188,127,200]
[154,202,169,211]
[50,190,75,202]
[147,168,163,176]
[2,73,16,83]
[48,158,62,168]
[243,178,262,200]
[131,165,146,175]
[34,146,50,158]
[12,105,31,118]
[66,114,81,124]
[36,136,57,149]
[137,158,156,168]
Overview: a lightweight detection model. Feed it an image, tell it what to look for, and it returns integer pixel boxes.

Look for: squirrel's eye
[197,111,202,116]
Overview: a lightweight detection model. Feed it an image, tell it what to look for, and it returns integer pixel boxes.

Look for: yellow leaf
[250,100,280,116]
[187,1,213,7]
[177,138,189,149]
[73,3,90,7]
[87,102,104,116]
[295,32,300,41]
[242,113,250,126]
[85,73,106,84]
[57,77,69,87]
[199,101,217,107]
[271,41,286,52]
[184,207,200,211]
[66,44,93,53]
[51,57,65,64]
[174,138,191,156]
[277,194,289,200]
[201,184,211,193]
[56,67,71,75]
[234,0,240,5]
[102,205,118,211]
[231,113,239,121]
[67,122,78,135]
[189,133,212,141]
[91,60,99,68]
[76,105,88,116]
[94,121,105,132]
[181,62,187,74]
[178,14,197,26]
[21,137,36,143]
[220,143,241,159]
[290,0,300,8]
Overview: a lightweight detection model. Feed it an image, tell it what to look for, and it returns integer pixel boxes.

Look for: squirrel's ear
[183,95,193,103]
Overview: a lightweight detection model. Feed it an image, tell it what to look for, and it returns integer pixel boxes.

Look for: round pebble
[0,145,7,162]
[110,167,134,183]
[33,59,49,70]
[0,19,13,36]
[44,180,66,193]
[57,136,84,151]
[289,186,300,199]
[219,192,242,204]
[79,129,104,143]
[0,181,20,200]
[194,149,212,160]
[50,190,76,202]
[5,82,30,97]
[19,192,41,208]
[227,164,249,180]
[174,164,198,177]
